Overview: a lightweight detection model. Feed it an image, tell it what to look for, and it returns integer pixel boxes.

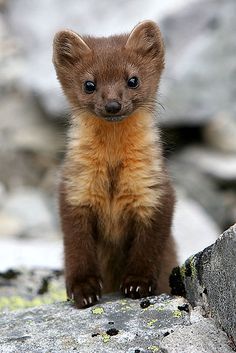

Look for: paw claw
[121,275,156,299]
[83,298,88,306]
[67,276,102,309]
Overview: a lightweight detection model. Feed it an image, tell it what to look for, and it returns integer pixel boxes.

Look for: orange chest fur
[64,113,164,241]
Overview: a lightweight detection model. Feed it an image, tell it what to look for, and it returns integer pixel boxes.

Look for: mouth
[103,115,126,122]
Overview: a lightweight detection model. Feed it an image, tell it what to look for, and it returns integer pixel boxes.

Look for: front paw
[120,275,157,299]
[66,276,103,309]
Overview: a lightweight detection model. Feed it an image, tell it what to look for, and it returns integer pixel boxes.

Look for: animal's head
[53,21,165,122]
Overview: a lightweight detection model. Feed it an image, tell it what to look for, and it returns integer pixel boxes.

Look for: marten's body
[53,21,177,308]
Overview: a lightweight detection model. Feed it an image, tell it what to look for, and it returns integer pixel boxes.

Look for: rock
[0,12,24,92]
[0,268,65,311]
[0,212,24,238]
[160,0,236,126]
[0,92,65,189]
[0,238,62,271]
[0,182,6,207]
[173,194,220,264]
[170,224,236,345]
[2,188,56,237]
[175,145,236,183]
[203,112,236,153]
[4,0,194,119]
[0,185,63,267]
[0,294,234,353]
[169,161,227,228]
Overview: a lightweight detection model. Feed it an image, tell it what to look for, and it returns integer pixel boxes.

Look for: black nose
[105,100,121,114]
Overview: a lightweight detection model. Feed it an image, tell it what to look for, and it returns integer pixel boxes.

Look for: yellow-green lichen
[101,333,110,343]
[180,264,186,280]
[189,256,197,278]
[173,309,182,318]
[92,307,104,315]
[0,288,67,311]
[156,305,165,312]
[147,319,158,327]
[148,345,159,352]
[120,299,128,305]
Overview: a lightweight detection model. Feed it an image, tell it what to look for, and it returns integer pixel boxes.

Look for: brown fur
[53,21,178,308]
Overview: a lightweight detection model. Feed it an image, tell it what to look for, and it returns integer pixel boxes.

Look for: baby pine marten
[53,20,177,309]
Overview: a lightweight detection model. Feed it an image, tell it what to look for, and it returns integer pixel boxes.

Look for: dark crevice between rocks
[161,125,203,158]
[37,276,50,295]
[0,269,21,280]
[169,266,186,296]
[8,335,31,343]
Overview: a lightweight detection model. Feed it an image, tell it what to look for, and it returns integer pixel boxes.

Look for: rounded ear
[125,20,164,57]
[53,30,91,67]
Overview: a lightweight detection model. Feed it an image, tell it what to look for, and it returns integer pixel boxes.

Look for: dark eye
[84,81,96,94]
[127,76,139,89]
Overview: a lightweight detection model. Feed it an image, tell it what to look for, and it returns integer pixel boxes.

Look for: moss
[120,299,128,305]
[172,309,182,318]
[189,256,197,278]
[180,264,186,280]
[147,319,158,327]
[0,285,67,311]
[148,345,159,352]
[92,307,104,315]
[101,333,110,343]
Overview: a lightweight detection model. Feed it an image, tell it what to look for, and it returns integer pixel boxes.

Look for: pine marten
[53,20,177,309]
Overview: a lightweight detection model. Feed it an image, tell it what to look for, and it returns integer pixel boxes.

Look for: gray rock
[4,0,194,119]
[0,92,65,189]
[0,294,234,353]
[0,182,6,207]
[0,12,24,92]
[169,161,228,228]
[171,224,236,345]
[173,194,220,264]
[0,212,24,238]
[175,145,236,182]
[0,238,62,271]
[203,112,236,153]
[0,268,64,310]
[2,188,55,235]
[160,0,236,126]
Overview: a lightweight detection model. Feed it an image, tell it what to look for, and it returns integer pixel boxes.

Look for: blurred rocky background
[0,0,235,278]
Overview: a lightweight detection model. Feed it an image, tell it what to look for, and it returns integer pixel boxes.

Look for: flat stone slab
[0,294,233,353]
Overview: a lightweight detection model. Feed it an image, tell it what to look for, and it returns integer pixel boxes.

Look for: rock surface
[172,194,220,264]
[161,0,236,126]
[4,0,193,119]
[1,227,236,352]
[174,146,236,182]
[170,223,236,346]
[0,294,234,353]
[0,268,65,311]
[0,239,62,272]
[169,161,228,228]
